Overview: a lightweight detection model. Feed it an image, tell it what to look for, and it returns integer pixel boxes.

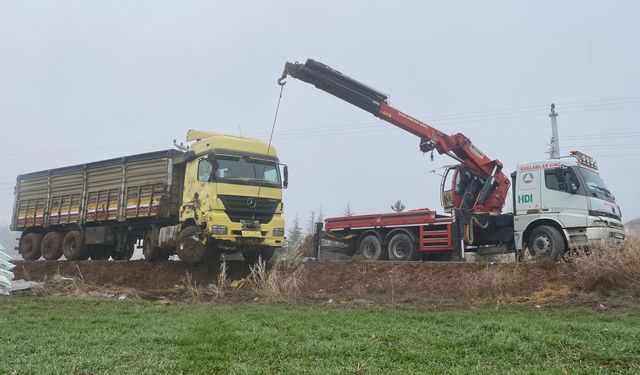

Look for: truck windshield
[212,155,281,187]
[576,167,614,199]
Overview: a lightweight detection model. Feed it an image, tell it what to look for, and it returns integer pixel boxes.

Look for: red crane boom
[278,59,510,214]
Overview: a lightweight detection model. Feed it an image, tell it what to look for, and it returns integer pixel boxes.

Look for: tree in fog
[390,200,406,213]
[286,215,303,247]
[343,202,354,217]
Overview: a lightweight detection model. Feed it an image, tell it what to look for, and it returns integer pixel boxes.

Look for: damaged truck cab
[172,131,287,263]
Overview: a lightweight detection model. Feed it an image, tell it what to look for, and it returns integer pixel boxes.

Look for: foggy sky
[1,1,639,230]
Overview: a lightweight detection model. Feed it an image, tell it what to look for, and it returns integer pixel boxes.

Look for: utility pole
[549,103,560,159]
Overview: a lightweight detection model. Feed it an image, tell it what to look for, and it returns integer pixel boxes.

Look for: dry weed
[248,259,303,302]
[572,239,640,294]
[207,261,228,300]
[180,272,201,301]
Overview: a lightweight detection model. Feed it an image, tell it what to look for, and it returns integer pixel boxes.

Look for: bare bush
[180,272,201,301]
[207,261,228,300]
[572,239,640,294]
[248,259,303,301]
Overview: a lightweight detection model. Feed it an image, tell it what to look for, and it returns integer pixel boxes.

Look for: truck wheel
[242,247,275,265]
[143,228,168,261]
[111,241,135,260]
[88,245,111,260]
[176,226,206,265]
[357,235,387,261]
[388,233,420,261]
[527,225,565,261]
[41,232,64,260]
[62,231,88,260]
[20,233,43,260]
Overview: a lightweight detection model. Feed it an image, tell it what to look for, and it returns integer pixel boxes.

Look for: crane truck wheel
[388,233,420,261]
[357,235,387,261]
[143,227,169,261]
[176,226,207,265]
[527,225,566,261]
[41,232,64,260]
[242,246,275,265]
[88,245,111,260]
[19,233,43,260]
[62,231,89,261]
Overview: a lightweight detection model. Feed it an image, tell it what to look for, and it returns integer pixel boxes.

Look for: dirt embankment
[14,259,577,298]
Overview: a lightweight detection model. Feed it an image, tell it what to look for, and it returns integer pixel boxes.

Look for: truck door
[540,167,589,227]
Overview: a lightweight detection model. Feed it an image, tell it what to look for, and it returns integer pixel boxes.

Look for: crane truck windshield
[576,167,614,200]
[198,155,281,187]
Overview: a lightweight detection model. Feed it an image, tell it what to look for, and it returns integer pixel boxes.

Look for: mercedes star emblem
[247,198,257,208]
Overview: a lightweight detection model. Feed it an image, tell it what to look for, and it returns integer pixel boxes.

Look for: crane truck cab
[512,151,625,260]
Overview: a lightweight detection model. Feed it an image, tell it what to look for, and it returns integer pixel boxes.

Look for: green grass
[1,297,640,374]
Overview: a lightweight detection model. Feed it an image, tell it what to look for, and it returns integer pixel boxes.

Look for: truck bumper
[565,226,626,248]
[204,212,285,249]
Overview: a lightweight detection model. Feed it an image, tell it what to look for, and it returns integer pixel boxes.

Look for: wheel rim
[363,243,376,259]
[533,235,551,255]
[391,239,409,259]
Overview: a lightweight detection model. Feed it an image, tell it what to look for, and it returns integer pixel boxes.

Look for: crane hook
[430,150,434,161]
[277,76,287,86]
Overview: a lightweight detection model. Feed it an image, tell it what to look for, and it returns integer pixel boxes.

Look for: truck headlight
[272,228,285,237]
[591,220,607,227]
[211,225,228,235]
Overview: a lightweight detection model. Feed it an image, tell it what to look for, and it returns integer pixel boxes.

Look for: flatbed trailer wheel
[41,232,64,260]
[88,245,111,260]
[176,226,206,265]
[388,233,420,261]
[242,246,275,265]
[62,231,89,261]
[357,235,387,261]
[527,225,565,261]
[143,227,169,261]
[20,233,43,260]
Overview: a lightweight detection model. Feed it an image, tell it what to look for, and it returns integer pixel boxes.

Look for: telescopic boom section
[279,59,509,213]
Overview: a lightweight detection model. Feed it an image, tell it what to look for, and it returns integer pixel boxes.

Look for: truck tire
[176,226,206,265]
[88,245,111,260]
[527,225,565,261]
[20,233,43,260]
[143,228,168,261]
[357,235,387,261]
[41,232,64,260]
[62,231,88,260]
[242,247,275,265]
[111,241,135,260]
[388,232,420,261]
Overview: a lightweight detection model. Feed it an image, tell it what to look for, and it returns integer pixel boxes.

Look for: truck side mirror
[283,165,289,188]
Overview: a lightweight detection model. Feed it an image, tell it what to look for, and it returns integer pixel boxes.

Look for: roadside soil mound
[14,259,576,299]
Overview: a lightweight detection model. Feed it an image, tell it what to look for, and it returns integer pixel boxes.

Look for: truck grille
[217,195,280,223]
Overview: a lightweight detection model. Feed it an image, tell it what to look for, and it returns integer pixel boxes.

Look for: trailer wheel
[41,232,63,260]
[527,225,565,261]
[143,228,168,261]
[62,231,88,260]
[357,235,387,261]
[111,241,135,260]
[388,233,420,261]
[242,246,275,265]
[88,245,111,260]
[176,226,206,265]
[20,233,43,260]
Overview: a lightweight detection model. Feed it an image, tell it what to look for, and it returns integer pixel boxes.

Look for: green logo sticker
[517,194,533,204]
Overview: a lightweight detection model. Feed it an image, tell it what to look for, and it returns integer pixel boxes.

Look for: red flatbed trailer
[324,210,454,259]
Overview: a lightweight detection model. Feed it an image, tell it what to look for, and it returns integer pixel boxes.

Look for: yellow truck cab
[175,130,287,263]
